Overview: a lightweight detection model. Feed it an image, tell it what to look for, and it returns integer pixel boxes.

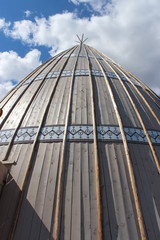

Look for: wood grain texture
[0,44,160,240]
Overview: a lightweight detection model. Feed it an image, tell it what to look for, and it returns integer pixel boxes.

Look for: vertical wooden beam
[110,63,160,125]
[94,47,160,109]
[0,64,42,108]
[53,45,81,239]
[94,49,160,174]
[0,50,67,129]
[9,46,78,239]
[113,60,160,104]
[83,44,102,240]
[117,65,160,109]
[0,55,57,118]
[0,50,67,108]
[87,45,147,240]
[2,47,76,164]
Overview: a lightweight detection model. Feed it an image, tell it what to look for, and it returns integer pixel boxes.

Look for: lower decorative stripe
[0,125,160,145]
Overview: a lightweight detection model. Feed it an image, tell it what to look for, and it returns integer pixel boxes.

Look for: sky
[0,0,160,99]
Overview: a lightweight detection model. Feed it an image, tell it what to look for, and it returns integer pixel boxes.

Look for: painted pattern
[22,69,129,86]
[0,125,160,145]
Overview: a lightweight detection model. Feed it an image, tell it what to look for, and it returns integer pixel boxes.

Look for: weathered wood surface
[0,44,160,240]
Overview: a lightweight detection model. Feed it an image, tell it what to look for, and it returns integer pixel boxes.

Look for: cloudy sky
[0,0,160,99]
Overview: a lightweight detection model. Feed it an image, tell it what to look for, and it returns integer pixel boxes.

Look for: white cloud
[69,0,107,13]
[24,10,32,18]
[0,0,160,95]
[0,81,13,101]
[0,18,10,30]
[0,49,41,99]
[5,20,36,43]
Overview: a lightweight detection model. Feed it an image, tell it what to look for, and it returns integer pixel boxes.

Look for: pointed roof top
[75,33,88,45]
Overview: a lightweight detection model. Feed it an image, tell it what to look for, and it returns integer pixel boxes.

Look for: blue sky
[0,0,160,99]
[0,0,88,61]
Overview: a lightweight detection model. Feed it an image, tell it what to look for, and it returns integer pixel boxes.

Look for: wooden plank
[29,143,56,239]
[0,60,46,108]
[76,55,87,69]
[53,45,80,239]
[8,144,25,181]
[16,144,32,188]
[0,145,11,162]
[87,45,146,240]
[21,81,48,127]
[0,173,21,239]
[54,77,71,125]
[139,87,160,119]
[9,46,77,239]
[84,44,102,240]
[97,49,160,118]
[81,143,91,239]
[88,143,99,239]
[28,80,53,126]
[125,83,160,130]
[129,143,160,239]
[108,65,160,174]
[107,144,130,239]
[69,75,78,124]
[110,79,141,128]
[94,76,118,125]
[85,76,93,124]
[112,144,140,239]
[39,143,61,240]
[0,144,33,239]
[71,143,81,240]
[63,56,76,70]
[116,63,160,109]
[91,46,160,108]
[69,75,93,125]
[60,142,74,240]
[99,142,116,240]
[53,58,67,72]
[2,47,75,166]
[0,55,59,130]
[3,82,40,129]
[13,143,47,240]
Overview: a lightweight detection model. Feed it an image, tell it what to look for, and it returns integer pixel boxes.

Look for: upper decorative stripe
[22,69,141,88]
[22,70,129,86]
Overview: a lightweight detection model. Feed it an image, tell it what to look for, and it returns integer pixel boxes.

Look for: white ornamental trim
[22,69,130,86]
[0,125,160,145]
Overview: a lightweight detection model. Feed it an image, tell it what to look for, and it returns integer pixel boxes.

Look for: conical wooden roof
[0,44,160,239]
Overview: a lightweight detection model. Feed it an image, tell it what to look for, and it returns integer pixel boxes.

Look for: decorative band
[0,125,160,145]
[22,69,129,86]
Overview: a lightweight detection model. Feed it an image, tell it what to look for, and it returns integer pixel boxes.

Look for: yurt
[0,41,160,240]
